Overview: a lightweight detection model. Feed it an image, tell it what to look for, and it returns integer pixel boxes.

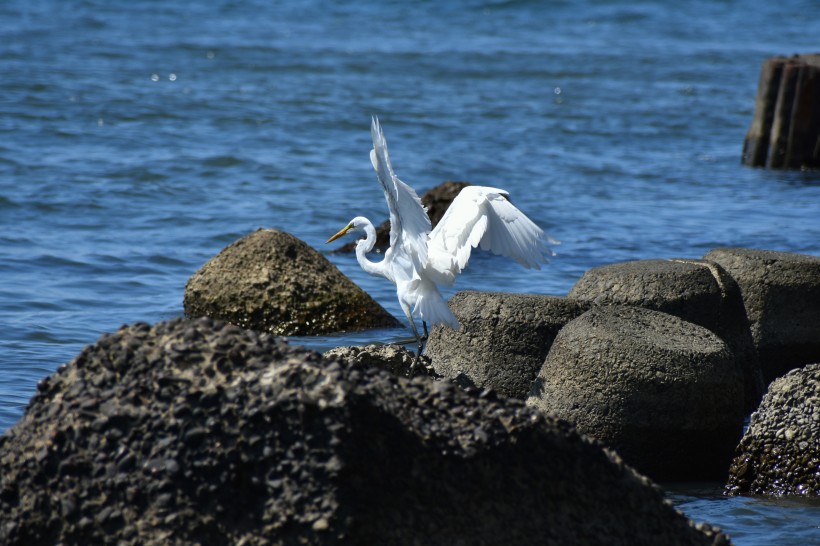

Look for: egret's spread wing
[427,186,554,284]
[370,117,431,267]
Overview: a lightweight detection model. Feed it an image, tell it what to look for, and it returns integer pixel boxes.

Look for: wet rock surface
[0,317,729,546]
[726,363,820,497]
[567,258,763,412]
[323,343,438,378]
[183,228,400,335]
[527,305,745,481]
[425,291,588,399]
[703,247,820,383]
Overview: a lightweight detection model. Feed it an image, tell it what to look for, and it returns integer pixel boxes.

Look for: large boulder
[183,228,400,335]
[568,258,763,412]
[527,305,745,481]
[0,317,730,546]
[425,291,589,399]
[703,247,820,383]
[726,363,820,497]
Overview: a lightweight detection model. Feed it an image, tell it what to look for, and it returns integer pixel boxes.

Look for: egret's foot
[408,356,419,378]
[408,344,423,378]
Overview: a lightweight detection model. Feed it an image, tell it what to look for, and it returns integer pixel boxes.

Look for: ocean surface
[2,0,819,543]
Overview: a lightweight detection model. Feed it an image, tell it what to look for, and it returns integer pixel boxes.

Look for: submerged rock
[726,363,820,497]
[704,247,820,383]
[183,228,400,335]
[567,258,763,412]
[0,317,729,545]
[527,305,745,481]
[425,291,588,399]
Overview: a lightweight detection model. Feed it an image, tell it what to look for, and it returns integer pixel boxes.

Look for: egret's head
[325,217,369,243]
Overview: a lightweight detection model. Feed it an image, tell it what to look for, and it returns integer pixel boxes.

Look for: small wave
[31,254,92,270]
[146,254,189,267]
[201,155,245,168]
[109,166,170,183]
[0,195,20,209]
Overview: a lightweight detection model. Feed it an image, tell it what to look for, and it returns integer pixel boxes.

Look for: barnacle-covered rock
[184,228,400,335]
[726,363,820,497]
[0,317,729,545]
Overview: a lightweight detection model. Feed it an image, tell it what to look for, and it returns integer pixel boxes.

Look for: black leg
[405,314,422,378]
[408,321,429,377]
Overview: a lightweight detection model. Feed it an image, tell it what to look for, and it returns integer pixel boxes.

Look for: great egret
[327,117,557,365]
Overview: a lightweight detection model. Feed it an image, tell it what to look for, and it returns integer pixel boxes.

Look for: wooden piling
[742,54,820,170]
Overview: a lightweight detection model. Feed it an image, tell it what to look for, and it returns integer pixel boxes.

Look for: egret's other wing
[370,117,431,267]
[426,186,555,285]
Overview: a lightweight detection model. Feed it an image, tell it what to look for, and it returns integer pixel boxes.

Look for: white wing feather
[426,186,555,285]
[370,117,431,269]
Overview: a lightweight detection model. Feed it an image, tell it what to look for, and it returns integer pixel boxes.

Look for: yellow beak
[325,224,353,244]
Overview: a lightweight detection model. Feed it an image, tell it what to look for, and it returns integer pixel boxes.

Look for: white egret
[327,117,557,365]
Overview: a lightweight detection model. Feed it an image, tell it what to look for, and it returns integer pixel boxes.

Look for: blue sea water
[2,0,820,542]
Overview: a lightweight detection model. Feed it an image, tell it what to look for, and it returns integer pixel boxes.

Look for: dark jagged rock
[323,344,438,379]
[567,258,763,413]
[425,291,589,399]
[183,228,400,335]
[333,181,471,253]
[527,305,745,481]
[703,247,820,383]
[726,363,820,497]
[0,317,729,546]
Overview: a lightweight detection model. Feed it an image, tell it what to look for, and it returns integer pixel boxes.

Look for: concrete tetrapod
[425,291,588,399]
[704,247,820,384]
[568,258,763,413]
[527,305,745,481]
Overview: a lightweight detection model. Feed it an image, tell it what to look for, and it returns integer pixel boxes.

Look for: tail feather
[412,279,459,329]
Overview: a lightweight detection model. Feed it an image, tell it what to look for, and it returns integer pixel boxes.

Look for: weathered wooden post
[742,54,820,170]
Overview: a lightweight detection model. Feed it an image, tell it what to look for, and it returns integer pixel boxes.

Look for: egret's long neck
[355,220,388,278]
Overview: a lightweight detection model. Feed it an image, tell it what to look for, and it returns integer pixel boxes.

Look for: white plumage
[327,117,557,361]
